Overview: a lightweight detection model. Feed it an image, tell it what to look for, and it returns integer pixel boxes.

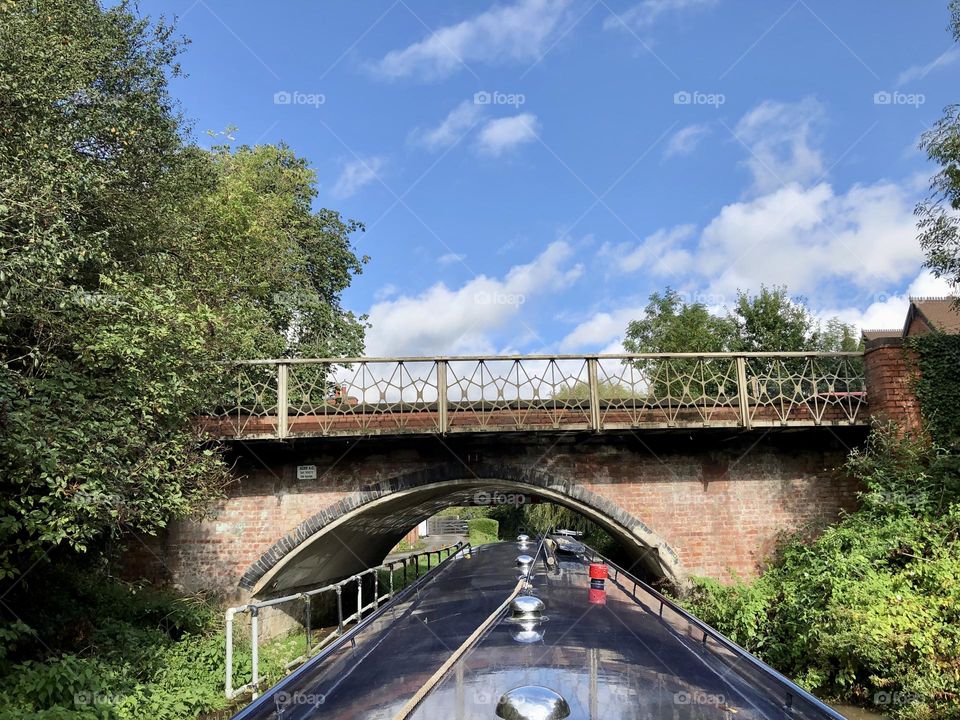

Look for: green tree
[623,288,735,353]
[731,286,859,352]
[0,0,366,578]
[916,1,960,291]
[623,289,737,405]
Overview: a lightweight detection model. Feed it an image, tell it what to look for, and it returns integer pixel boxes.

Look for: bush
[468,518,499,546]
[0,563,298,720]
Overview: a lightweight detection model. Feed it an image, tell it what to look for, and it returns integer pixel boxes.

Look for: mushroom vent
[495,686,571,720]
[510,594,545,622]
[516,554,534,568]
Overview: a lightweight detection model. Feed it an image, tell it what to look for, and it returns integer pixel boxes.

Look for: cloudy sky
[149,0,958,355]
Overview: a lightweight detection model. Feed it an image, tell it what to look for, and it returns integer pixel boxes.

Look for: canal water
[830,703,888,719]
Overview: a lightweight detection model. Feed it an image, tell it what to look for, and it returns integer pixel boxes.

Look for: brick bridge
[132,346,918,600]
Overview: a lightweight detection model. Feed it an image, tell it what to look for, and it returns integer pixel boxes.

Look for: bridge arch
[239,462,683,597]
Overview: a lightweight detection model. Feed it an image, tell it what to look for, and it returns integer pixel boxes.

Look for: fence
[225,542,468,700]
[205,353,868,439]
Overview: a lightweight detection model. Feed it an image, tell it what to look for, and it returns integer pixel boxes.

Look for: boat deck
[232,541,843,719]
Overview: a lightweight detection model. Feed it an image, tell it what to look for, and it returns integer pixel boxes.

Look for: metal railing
[225,542,468,700]
[586,545,846,720]
[206,353,868,439]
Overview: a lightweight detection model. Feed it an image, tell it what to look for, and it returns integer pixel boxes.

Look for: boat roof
[232,540,843,719]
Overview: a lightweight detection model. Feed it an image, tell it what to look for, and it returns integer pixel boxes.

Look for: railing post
[437,359,448,433]
[336,585,344,634]
[735,356,752,430]
[357,576,363,622]
[250,605,260,699]
[225,608,236,699]
[303,594,311,657]
[587,357,601,431]
[277,362,289,439]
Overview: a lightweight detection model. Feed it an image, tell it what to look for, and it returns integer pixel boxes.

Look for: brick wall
[132,430,863,598]
[863,338,922,432]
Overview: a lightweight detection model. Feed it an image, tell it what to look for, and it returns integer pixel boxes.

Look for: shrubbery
[0,564,293,720]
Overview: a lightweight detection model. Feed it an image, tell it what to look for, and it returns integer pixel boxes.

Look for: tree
[0,1,366,578]
[916,1,960,292]
[623,289,735,353]
[623,290,736,404]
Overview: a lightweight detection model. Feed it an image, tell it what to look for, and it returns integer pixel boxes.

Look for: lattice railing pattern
[205,353,868,439]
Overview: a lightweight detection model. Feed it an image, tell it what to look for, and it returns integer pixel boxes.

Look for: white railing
[206,353,868,439]
[225,542,468,700]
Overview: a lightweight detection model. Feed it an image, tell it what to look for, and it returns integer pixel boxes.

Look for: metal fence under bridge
[204,353,868,440]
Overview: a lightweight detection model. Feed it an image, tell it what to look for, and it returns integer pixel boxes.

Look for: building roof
[861,328,902,342]
[862,296,960,341]
[906,296,960,334]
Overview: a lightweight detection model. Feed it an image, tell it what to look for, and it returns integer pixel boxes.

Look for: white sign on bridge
[297,465,317,480]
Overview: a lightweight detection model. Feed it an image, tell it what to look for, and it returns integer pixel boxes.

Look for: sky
[143,0,960,356]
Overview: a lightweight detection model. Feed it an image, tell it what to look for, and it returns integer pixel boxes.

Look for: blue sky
[145,0,959,355]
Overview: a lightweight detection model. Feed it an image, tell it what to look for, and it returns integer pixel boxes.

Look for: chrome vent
[495,686,570,720]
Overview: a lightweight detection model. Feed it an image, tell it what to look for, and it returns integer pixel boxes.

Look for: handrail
[585,545,846,720]
[233,351,864,364]
[210,353,869,439]
[225,542,468,700]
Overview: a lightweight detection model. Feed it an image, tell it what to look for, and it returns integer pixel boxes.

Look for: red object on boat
[588,563,607,604]
[589,563,608,580]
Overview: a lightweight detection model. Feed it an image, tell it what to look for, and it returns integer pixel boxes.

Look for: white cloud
[733,97,825,194]
[695,180,921,296]
[604,0,717,31]
[665,123,711,158]
[438,252,467,265]
[373,0,572,80]
[599,224,695,275]
[475,113,539,156]
[559,305,646,351]
[364,240,583,355]
[896,46,960,86]
[332,156,385,198]
[413,100,484,151]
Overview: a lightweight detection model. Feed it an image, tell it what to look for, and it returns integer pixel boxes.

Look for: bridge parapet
[204,353,868,440]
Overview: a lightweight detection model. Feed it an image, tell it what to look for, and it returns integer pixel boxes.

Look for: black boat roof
[232,540,844,719]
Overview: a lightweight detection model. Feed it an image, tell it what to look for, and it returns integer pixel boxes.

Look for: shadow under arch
[240,462,683,597]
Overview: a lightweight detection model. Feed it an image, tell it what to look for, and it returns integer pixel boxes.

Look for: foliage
[731,286,860,352]
[624,286,860,354]
[918,106,960,288]
[683,425,960,719]
[467,518,499,546]
[0,0,366,579]
[624,289,735,354]
[0,563,306,720]
[520,503,620,558]
[915,1,960,289]
[910,333,960,449]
